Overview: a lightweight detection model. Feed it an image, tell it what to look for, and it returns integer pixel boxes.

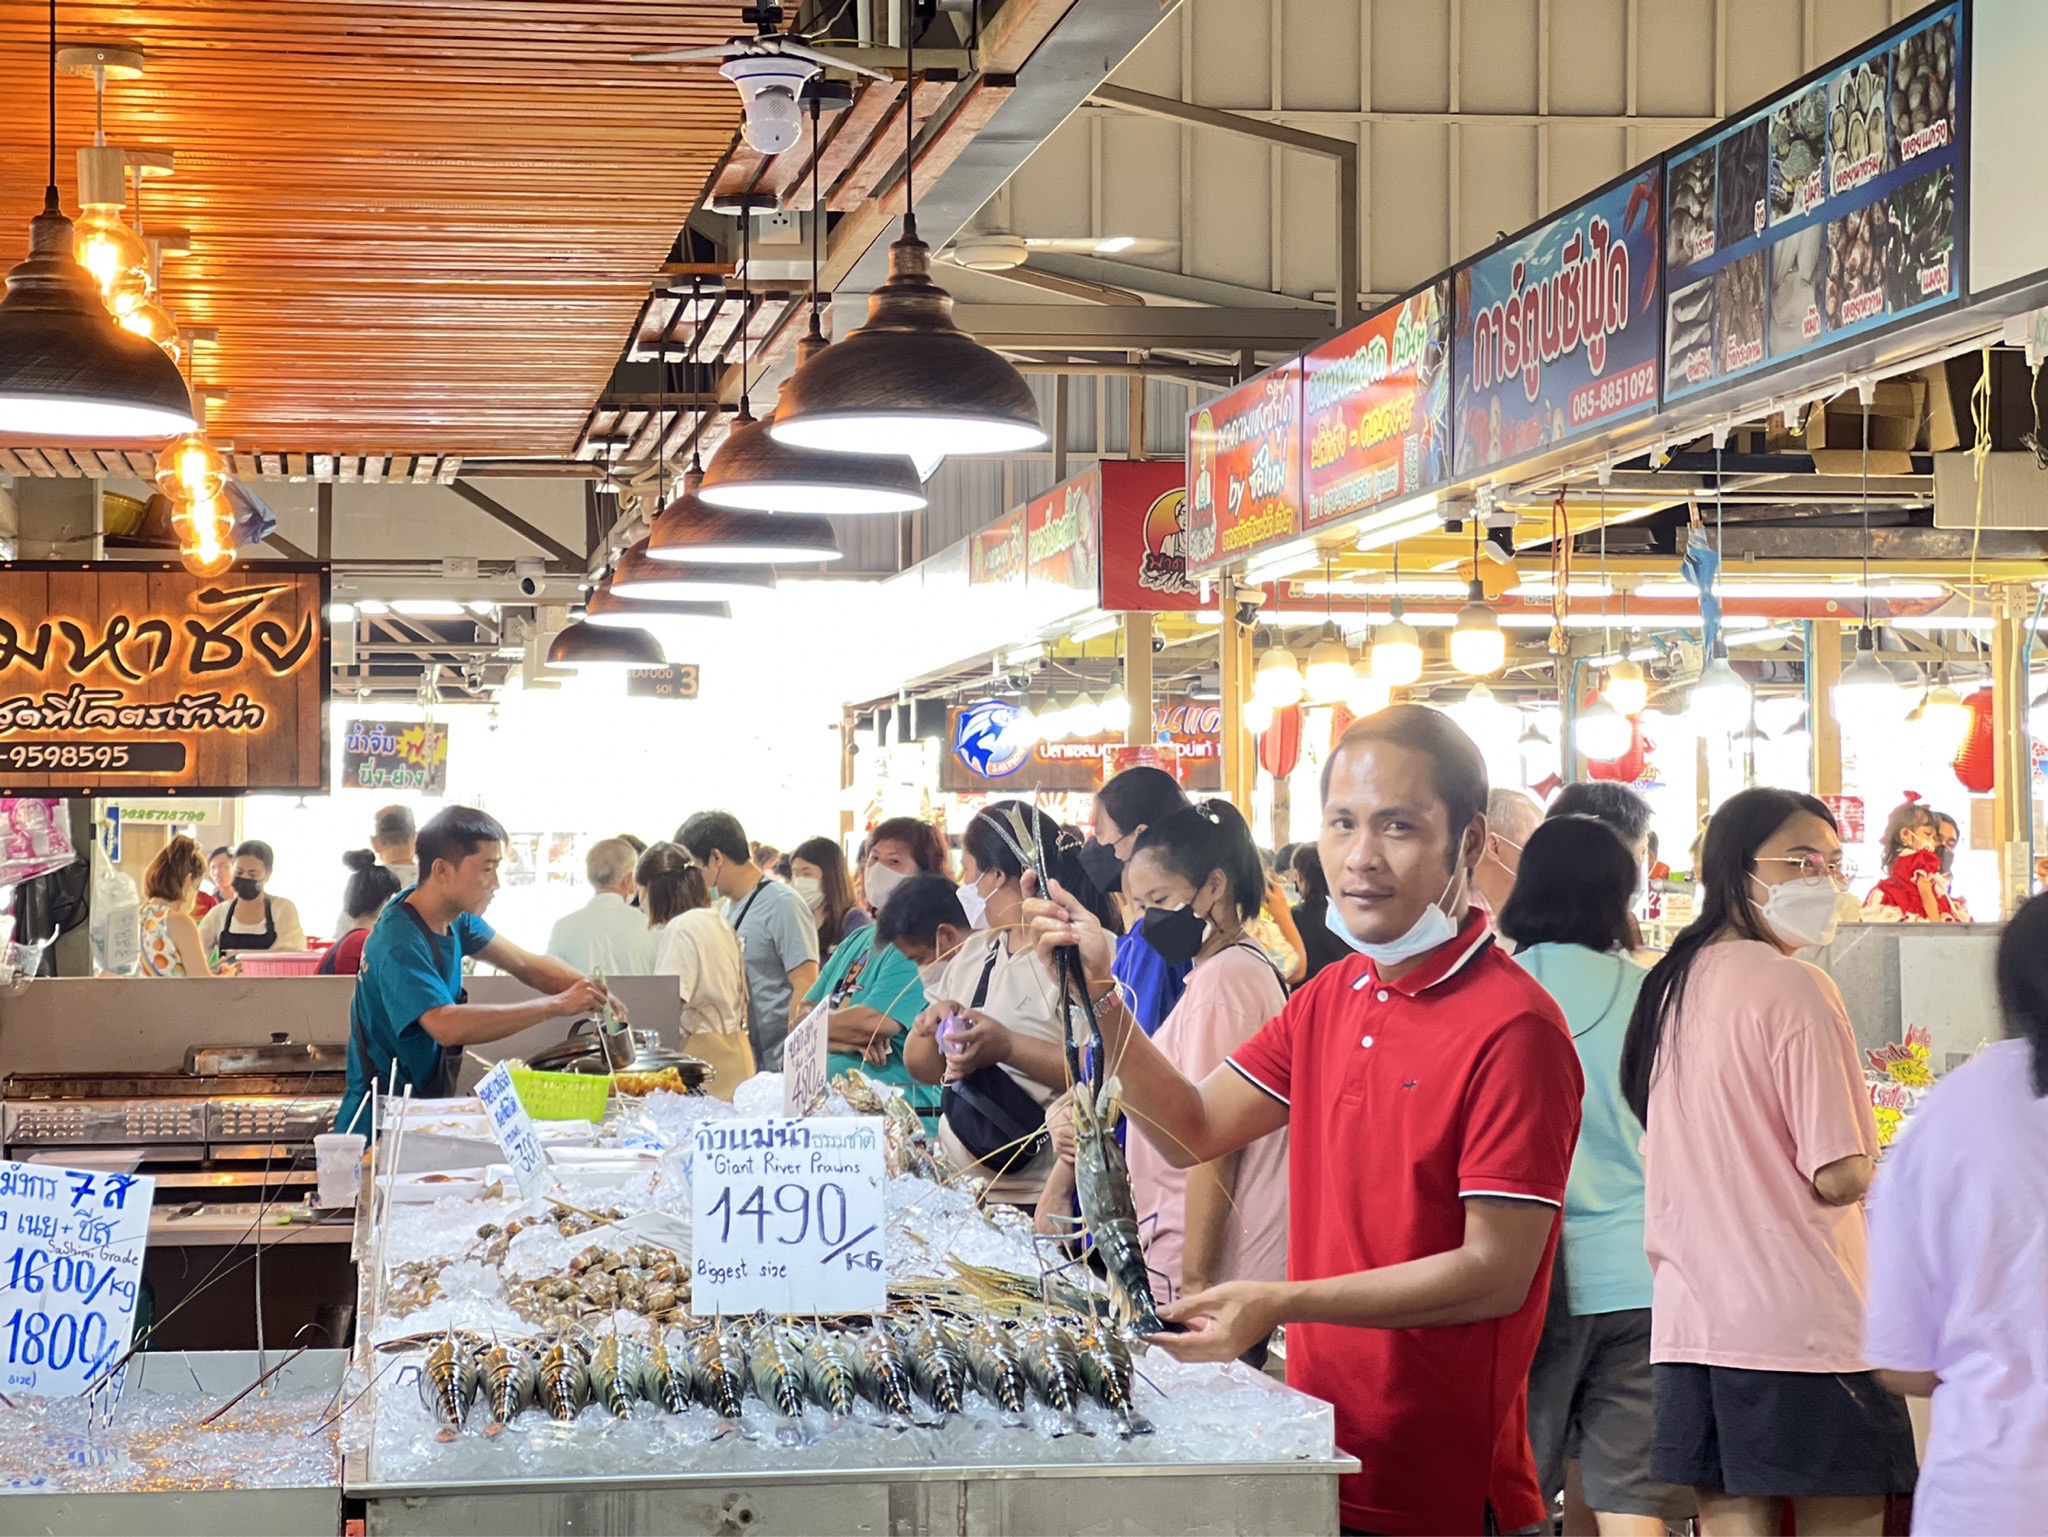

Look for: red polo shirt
[1230,907,1581,1536]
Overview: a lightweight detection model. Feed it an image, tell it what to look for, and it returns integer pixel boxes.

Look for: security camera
[1235,599,1262,627]
[1151,633,1166,654]
[513,558,546,598]
[516,574,547,599]
[723,54,819,154]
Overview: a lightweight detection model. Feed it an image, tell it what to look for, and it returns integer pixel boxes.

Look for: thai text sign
[782,1000,830,1117]
[342,720,448,794]
[967,510,1026,585]
[1185,361,1302,575]
[0,1159,153,1398]
[0,563,327,797]
[1024,475,1100,594]
[1662,4,1961,400]
[1095,461,1203,612]
[1453,167,1663,476]
[690,1116,886,1315]
[1303,281,1452,528]
[475,1062,547,1202]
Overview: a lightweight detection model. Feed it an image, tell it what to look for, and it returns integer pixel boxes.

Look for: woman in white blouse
[637,842,753,1100]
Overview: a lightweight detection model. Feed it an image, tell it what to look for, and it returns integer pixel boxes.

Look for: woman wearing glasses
[1620,788,1915,1535]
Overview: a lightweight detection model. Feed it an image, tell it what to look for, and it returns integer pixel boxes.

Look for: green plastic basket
[507,1067,611,1122]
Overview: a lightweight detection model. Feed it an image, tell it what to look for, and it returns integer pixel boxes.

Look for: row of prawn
[414,1309,1151,1442]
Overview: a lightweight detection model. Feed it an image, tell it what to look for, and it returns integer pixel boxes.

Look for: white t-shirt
[1865,1037,2048,1536]
[929,930,1066,1203]
[652,907,747,1038]
[545,891,656,976]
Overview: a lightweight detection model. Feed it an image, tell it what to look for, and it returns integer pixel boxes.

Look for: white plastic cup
[314,1133,367,1208]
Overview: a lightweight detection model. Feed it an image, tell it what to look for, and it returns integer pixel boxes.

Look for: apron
[217,897,278,952]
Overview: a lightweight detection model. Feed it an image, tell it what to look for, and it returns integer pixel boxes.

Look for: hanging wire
[44,0,58,199]
[809,89,825,336]
[1598,477,1610,655]
[1860,391,1872,637]
[903,11,919,235]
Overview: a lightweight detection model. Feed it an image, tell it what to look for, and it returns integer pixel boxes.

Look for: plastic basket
[507,1067,611,1122]
[234,949,326,977]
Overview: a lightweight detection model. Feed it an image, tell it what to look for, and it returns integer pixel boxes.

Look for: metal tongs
[593,969,635,1071]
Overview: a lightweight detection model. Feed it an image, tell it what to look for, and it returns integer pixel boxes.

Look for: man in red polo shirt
[1033,704,1582,1534]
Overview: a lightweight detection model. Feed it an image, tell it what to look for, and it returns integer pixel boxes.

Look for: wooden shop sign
[0,562,329,797]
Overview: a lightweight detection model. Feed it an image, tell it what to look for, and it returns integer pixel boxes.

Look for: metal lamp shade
[546,618,665,669]
[609,540,776,601]
[768,227,1046,461]
[0,201,197,439]
[583,587,731,627]
[698,409,924,516]
[647,467,843,564]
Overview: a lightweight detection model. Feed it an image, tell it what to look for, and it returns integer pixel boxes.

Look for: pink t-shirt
[1642,941,1878,1371]
[1128,942,1289,1294]
[1866,1038,2048,1536]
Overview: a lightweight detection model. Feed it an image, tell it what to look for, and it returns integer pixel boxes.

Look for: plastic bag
[89,842,141,977]
[0,798,75,886]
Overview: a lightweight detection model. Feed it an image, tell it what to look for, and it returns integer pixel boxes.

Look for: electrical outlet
[754,211,802,247]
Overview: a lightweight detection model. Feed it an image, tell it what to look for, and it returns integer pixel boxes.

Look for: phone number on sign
[1568,360,1659,427]
[0,741,186,773]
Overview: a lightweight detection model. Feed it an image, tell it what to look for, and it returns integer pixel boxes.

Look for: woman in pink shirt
[1619,787,1915,1536]
[1057,799,1289,1329]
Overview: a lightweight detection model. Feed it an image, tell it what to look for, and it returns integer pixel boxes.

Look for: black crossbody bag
[939,944,1050,1173]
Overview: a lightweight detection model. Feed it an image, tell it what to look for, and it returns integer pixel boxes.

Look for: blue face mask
[1322,859,1464,966]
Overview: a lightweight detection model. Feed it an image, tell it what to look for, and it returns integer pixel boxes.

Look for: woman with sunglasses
[1620,788,1915,1535]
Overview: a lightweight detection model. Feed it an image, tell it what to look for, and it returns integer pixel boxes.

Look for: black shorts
[1650,1362,1918,1498]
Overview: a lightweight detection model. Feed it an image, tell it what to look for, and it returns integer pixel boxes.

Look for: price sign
[0,1160,154,1397]
[782,1000,830,1116]
[474,1063,548,1202]
[689,1117,886,1316]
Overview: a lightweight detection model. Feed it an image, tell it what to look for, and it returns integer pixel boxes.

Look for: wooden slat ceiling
[0,1,748,459]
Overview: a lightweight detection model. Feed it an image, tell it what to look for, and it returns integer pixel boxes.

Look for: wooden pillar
[1120,612,1153,746]
[1219,575,1255,814]
[838,708,858,839]
[1991,589,2032,917]
[1809,620,1843,796]
[1127,353,1148,460]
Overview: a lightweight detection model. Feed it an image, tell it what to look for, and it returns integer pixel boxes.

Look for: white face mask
[791,874,823,911]
[1751,872,1843,950]
[917,957,947,990]
[957,872,993,931]
[1323,859,1465,966]
[863,862,908,913]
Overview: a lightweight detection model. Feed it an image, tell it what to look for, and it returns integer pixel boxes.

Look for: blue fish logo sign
[954,698,1030,779]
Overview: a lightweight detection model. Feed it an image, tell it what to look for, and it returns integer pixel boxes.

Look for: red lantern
[1951,687,1995,793]
[1260,704,1302,779]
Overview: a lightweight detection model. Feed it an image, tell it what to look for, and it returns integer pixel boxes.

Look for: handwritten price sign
[782,1000,830,1117]
[0,1161,153,1397]
[689,1117,885,1316]
[475,1063,548,1202]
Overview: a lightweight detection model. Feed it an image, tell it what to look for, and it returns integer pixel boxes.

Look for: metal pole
[1992,587,2032,917]
[1809,619,1843,797]
[1121,613,1153,747]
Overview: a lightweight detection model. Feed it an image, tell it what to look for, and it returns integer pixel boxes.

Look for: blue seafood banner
[1452,165,1664,477]
[1662,3,1962,401]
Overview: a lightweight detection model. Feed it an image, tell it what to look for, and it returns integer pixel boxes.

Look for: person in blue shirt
[336,806,621,1134]
[1080,764,1193,1034]
[1498,813,1689,1536]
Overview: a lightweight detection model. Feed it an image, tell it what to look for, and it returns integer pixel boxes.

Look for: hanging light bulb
[1253,637,1305,708]
[768,26,1044,467]
[1575,696,1635,761]
[1603,658,1649,717]
[1692,642,1752,734]
[171,494,235,578]
[1450,578,1506,676]
[1069,691,1102,739]
[1909,672,1970,753]
[1302,622,1353,704]
[1446,680,1519,749]
[1095,689,1130,734]
[156,430,227,504]
[1370,601,1424,686]
[70,145,148,310]
[1242,694,1276,737]
[1832,626,1906,735]
[116,297,180,361]
[1345,662,1391,718]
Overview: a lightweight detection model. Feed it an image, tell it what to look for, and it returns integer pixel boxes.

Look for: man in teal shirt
[337,806,619,1133]
[804,877,964,1124]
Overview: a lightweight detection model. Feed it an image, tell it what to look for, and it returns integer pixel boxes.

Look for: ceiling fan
[942,229,1176,271]
[632,5,889,153]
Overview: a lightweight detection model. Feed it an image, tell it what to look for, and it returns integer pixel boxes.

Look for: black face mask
[1078,839,1123,895]
[1140,903,1207,967]
[232,876,264,901]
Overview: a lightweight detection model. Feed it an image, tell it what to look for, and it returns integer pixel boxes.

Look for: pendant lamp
[768,26,1044,465]
[583,587,730,627]
[1574,696,1634,762]
[0,1,194,439]
[547,615,665,669]
[610,540,775,601]
[1692,642,1752,734]
[1253,635,1305,708]
[1370,602,1424,687]
[1833,626,1906,733]
[1603,658,1649,717]
[649,461,844,564]
[1449,521,1505,676]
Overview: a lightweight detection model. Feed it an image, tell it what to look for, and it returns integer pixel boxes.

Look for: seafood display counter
[340,1080,1353,1536]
